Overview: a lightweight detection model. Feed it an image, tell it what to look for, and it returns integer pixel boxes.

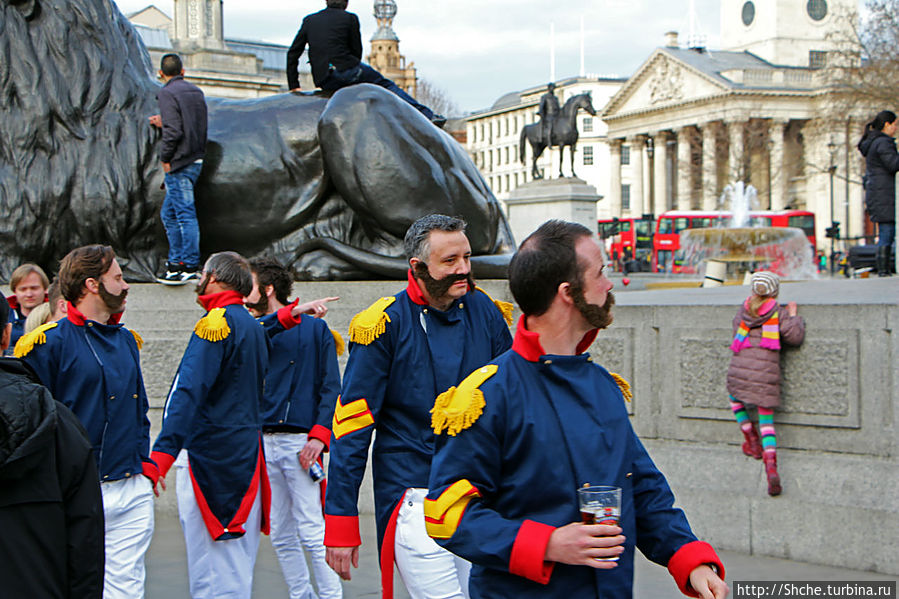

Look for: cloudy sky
[112,0,721,113]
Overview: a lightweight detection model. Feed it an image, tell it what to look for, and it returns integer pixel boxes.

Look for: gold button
[459,303,464,309]
[224,528,229,533]
[125,472,131,478]
[423,308,428,314]
[626,472,632,478]
[133,394,138,399]
[87,322,93,327]
[587,357,593,362]
[103,475,109,480]
[289,360,295,364]
[110,395,115,400]
[543,360,552,365]
[279,420,284,424]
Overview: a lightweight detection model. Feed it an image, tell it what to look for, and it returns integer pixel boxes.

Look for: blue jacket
[426,318,724,599]
[152,291,270,541]
[18,304,153,483]
[6,296,28,355]
[259,310,340,448]
[324,273,513,555]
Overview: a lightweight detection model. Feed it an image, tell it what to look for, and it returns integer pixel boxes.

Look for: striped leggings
[729,396,777,456]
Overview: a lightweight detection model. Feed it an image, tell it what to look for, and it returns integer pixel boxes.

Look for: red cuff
[509,519,556,584]
[141,461,160,486]
[150,451,176,479]
[324,514,362,547]
[308,424,332,451]
[667,540,725,597]
[277,300,302,330]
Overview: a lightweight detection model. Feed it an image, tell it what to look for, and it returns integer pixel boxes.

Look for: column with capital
[769,119,789,210]
[676,127,693,210]
[628,135,645,216]
[653,132,670,216]
[728,120,746,183]
[701,124,718,210]
[609,139,623,217]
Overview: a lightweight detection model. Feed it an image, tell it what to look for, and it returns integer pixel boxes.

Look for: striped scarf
[730,299,781,353]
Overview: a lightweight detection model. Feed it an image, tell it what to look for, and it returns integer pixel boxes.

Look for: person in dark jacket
[149,53,208,284]
[0,300,105,599]
[287,0,445,127]
[857,110,898,276]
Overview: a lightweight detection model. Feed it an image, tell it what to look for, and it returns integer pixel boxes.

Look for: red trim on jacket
[141,460,160,486]
[7,295,19,311]
[406,269,428,305]
[511,316,599,362]
[276,299,302,329]
[324,514,362,547]
[379,495,406,599]
[66,302,123,326]
[198,290,245,311]
[666,540,725,597]
[308,424,332,450]
[508,519,556,584]
[150,451,176,479]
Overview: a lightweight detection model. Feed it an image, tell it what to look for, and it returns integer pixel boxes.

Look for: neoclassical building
[602,0,868,248]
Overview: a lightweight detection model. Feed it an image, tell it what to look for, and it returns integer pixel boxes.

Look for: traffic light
[825,222,840,239]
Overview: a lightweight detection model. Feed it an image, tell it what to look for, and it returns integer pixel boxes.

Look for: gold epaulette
[130,329,144,350]
[194,307,230,342]
[331,329,345,356]
[475,286,514,326]
[610,372,632,402]
[13,321,58,358]
[431,364,498,436]
[348,296,395,345]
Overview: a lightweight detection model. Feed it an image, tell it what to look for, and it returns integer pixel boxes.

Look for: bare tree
[416,78,461,118]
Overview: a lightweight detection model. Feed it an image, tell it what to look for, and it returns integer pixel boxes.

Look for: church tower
[720,0,855,67]
[366,0,418,97]
[173,0,225,50]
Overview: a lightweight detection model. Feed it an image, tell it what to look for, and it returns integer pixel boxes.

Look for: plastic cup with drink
[577,485,622,562]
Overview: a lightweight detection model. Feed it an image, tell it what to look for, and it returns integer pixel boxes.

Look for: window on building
[505,146,510,164]
[621,145,631,165]
[621,184,631,210]
[513,116,518,132]
[505,118,510,136]
[505,174,510,190]
[583,117,594,133]
[583,146,594,166]
[480,124,485,140]
[809,50,826,69]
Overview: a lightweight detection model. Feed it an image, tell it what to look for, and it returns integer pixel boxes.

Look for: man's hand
[688,565,729,599]
[148,114,162,128]
[544,522,625,569]
[163,162,171,173]
[786,301,798,316]
[298,438,325,469]
[326,546,359,580]
[149,475,167,497]
[291,296,340,319]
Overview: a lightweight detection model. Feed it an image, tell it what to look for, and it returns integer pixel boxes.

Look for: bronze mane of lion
[0,0,514,280]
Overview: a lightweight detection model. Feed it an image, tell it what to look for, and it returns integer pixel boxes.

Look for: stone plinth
[505,177,599,244]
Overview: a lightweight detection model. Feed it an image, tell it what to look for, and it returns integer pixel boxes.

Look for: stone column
[676,127,693,210]
[728,120,745,183]
[653,132,670,216]
[628,135,645,216]
[609,139,623,218]
[701,124,717,210]
[769,119,789,210]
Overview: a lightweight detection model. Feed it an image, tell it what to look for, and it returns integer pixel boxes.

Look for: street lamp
[826,139,838,274]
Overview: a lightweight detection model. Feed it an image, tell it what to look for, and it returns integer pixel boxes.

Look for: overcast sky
[112,0,721,113]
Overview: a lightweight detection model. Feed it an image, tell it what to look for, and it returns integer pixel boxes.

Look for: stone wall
[85,277,899,575]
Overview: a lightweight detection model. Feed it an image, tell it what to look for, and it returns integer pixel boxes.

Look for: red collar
[511,315,599,362]
[198,290,245,311]
[406,269,428,305]
[6,295,18,311]
[66,302,123,326]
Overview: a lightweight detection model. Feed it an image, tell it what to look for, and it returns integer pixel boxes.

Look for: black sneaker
[180,269,200,283]
[157,262,188,286]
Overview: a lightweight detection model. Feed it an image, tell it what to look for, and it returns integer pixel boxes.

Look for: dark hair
[160,53,183,77]
[509,220,593,316]
[403,214,467,262]
[249,257,293,306]
[326,0,348,8]
[0,292,8,328]
[58,245,116,304]
[860,110,897,143]
[204,251,253,296]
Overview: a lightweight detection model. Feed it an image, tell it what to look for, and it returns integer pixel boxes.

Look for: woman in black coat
[857,110,898,276]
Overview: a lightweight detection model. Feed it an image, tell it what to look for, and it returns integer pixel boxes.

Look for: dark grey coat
[726,302,805,408]
[858,131,899,223]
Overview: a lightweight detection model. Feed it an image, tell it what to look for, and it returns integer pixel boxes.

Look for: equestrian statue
[520,85,596,180]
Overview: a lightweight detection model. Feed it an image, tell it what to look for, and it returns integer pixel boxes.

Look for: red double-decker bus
[652,210,817,273]
[598,217,654,271]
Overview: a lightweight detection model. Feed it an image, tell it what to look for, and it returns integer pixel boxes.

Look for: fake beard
[245,293,268,316]
[413,262,475,304]
[99,281,127,313]
[570,284,615,330]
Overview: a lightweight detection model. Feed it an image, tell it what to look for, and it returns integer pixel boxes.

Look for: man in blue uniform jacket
[17,245,157,599]
[426,221,729,599]
[246,256,344,599]
[324,214,514,598]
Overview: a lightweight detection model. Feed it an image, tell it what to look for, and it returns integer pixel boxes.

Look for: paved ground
[146,511,896,598]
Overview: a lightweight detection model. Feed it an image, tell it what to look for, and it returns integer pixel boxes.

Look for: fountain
[677,182,818,284]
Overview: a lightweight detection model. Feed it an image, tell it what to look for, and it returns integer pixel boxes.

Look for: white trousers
[264,433,343,599]
[394,488,470,599]
[101,475,155,599]
[176,455,262,599]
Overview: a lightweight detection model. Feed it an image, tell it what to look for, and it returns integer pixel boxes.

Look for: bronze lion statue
[0,0,514,280]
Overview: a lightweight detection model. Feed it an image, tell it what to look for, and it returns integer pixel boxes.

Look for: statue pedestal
[505,177,600,245]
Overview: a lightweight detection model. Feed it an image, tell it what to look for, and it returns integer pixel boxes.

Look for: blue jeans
[321,62,434,120]
[877,222,895,249]
[161,162,202,268]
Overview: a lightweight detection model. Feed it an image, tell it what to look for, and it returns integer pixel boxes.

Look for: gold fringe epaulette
[475,286,514,326]
[348,296,395,345]
[610,372,632,402]
[13,321,58,358]
[331,329,345,356]
[130,329,144,350]
[194,308,230,342]
[431,364,498,436]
